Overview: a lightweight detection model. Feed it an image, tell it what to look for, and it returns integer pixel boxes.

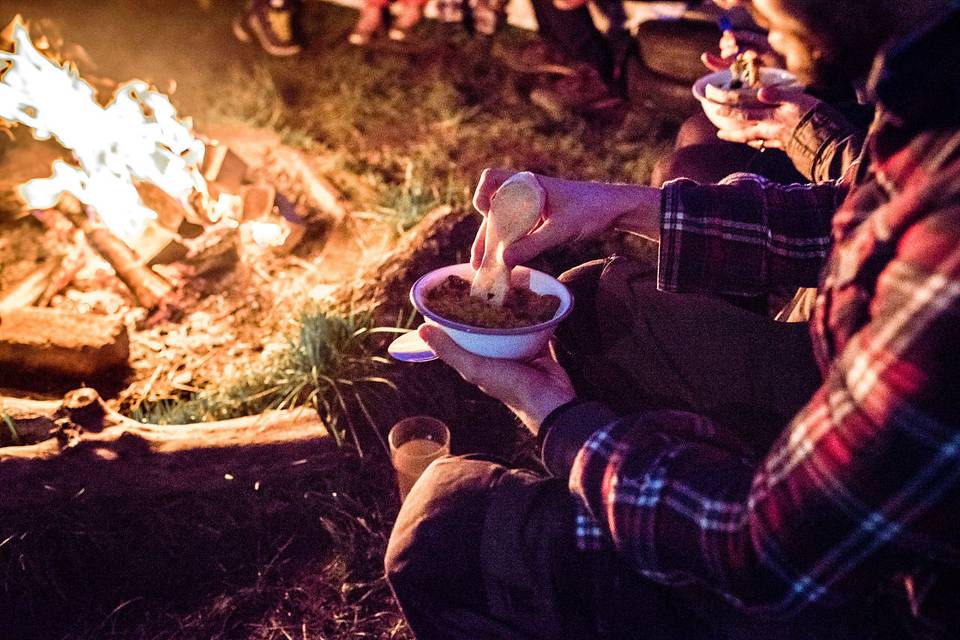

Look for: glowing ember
[0,20,207,243]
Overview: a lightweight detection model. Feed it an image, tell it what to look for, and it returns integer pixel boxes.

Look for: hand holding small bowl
[388,263,574,362]
[693,67,814,149]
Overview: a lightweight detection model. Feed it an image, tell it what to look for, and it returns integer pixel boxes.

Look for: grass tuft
[131,307,398,456]
[1,409,18,446]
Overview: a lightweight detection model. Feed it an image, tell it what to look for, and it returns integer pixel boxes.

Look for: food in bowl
[408,263,574,360]
[692,65,798,131]
[704,50,765,104]
[727,50,761,90]
[424,275,561,329]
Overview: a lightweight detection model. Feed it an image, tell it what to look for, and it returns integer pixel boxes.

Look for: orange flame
[0,20,206,243]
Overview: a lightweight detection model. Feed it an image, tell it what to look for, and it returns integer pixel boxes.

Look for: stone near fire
[241,182,277,221]
[184,225,240,276]
[0,307,129,378]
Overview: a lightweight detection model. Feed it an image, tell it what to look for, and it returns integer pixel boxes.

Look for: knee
[656,143,753,184]
[384,456,504,593]
[675,112,718,148]
[558,259,605,292]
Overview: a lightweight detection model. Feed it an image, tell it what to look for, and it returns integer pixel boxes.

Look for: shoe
[348,3,385,45]
[233,0,303,57]
[529,64,627,123]
[387,3,423,41]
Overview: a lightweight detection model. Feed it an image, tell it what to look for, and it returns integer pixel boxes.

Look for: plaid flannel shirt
[541,6,960,629]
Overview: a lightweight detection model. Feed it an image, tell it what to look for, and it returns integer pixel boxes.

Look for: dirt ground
[0,0,675,637]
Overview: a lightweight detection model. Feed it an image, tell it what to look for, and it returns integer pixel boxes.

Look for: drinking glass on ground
[388,416,451,500]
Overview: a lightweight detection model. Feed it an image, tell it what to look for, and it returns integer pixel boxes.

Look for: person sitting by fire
[347,0,428,45]
[651,2,870,188]
[384,0,960,638]
[653,0,872,323]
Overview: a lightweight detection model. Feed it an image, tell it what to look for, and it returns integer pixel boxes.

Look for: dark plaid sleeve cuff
[540,400,618,478]
[658,176,835,296]
[786,101,861,183]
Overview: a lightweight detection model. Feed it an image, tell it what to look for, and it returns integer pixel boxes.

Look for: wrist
[526,389,577,437]
[611,185,661,239]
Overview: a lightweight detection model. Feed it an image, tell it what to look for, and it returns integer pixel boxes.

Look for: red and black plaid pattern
[565,7,960,630]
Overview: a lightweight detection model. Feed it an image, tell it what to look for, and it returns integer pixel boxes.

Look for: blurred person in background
[348,0,429,44]
[652,13,870,187]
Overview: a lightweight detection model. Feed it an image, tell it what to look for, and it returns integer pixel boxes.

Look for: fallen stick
[0,388,331,510]
[0,259,59,312]
[37,243,86,306]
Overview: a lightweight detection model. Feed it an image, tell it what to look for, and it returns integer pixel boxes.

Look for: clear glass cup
[388,416,451,500]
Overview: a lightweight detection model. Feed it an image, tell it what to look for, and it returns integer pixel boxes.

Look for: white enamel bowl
[692,67,799,130]
[404,263,574,361]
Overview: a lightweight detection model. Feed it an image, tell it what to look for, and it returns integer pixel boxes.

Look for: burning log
[58,198,173,309]
[131,222,188,266]
[0,306,129,378]
[38,244,86,306]
[0,388,331,510]
[134,181,189,231]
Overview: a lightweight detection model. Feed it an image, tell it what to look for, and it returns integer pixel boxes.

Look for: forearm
[534,175,662,240]
[548,406,783,608]
[606,184,662,240]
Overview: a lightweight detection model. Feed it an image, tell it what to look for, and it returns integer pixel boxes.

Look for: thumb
[418,325,481,378]
[701,51,729,72]
[757,85,783,104]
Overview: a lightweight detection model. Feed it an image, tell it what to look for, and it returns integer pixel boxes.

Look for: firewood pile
[0,14,363,384]
[0,133,354,381]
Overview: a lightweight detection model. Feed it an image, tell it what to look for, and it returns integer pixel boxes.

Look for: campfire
[0,12,416,514]
[0,16,349,381]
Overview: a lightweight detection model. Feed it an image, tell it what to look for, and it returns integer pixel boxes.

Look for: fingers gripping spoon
[470,172,546,306]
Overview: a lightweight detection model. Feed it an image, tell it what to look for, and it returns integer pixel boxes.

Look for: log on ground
[0,389,332,510]
[0,307,129,378]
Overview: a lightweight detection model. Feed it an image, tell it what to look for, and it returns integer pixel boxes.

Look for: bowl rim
[692,67,798,105]
[410,263,575,336]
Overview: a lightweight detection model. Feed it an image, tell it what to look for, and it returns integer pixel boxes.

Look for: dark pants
[528,0,632,88]
[386,257,875,639]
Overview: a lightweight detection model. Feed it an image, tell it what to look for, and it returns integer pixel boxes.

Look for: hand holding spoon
[470,172,545,306]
